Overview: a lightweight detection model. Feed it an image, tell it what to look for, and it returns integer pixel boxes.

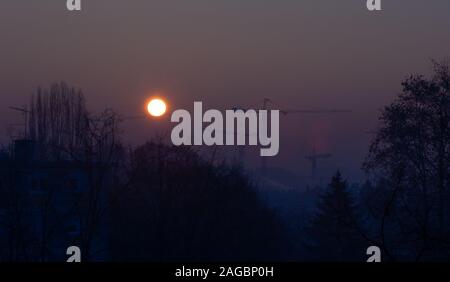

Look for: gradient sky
[1,0,450,182]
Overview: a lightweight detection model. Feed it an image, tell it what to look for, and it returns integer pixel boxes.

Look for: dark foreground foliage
[110,143,289,261]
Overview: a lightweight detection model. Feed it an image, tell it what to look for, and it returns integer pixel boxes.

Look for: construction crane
[122,100,351,183]
[232,98,351,185]
[260,97,352,115]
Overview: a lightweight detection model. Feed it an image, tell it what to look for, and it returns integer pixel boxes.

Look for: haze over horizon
[1,0,450,183]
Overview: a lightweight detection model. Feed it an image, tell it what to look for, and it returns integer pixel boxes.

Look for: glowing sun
[147,98,167,117]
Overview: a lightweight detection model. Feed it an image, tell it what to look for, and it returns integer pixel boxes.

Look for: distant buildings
[0,140,109,261]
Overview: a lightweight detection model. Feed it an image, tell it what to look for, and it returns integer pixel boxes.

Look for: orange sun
[147,98,167,117]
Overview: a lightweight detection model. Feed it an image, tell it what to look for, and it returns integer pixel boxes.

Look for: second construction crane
[232,98,351,186]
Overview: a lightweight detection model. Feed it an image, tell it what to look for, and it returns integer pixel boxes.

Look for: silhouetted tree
[0,82,124,261]
[28,81,89,160]
[364,61,450,261]
[110,141,288,261]
[308,171,365,261]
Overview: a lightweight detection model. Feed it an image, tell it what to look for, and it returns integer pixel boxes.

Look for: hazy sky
[1,1,449,182]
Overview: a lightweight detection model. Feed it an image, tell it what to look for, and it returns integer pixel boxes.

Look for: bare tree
[364,61,450,261]
[17,82,123,261]
[28,81,89,160]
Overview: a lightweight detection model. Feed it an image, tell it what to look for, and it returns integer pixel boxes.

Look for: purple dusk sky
[1,0,449,181]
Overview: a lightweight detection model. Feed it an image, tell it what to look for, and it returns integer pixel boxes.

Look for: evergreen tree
[309,171,365,261]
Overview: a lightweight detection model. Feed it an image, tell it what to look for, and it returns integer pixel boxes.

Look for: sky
[1,0,450,183]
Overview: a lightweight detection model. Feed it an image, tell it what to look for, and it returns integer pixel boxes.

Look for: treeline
[1,61,450,262]
[291,61,450,261]
[110,142,287,261]
[0,82,288,261]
